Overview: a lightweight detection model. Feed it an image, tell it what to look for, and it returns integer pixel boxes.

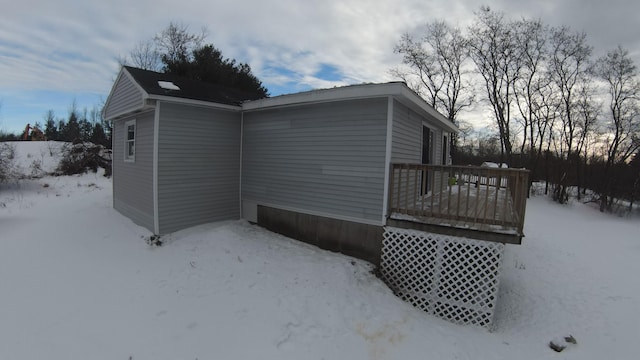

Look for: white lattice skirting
[381,227,505,328]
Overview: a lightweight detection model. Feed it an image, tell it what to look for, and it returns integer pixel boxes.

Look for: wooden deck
[387,164,529,244]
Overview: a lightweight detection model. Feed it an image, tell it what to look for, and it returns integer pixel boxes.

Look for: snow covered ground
[0,141,66,178]
[1,142,639,359]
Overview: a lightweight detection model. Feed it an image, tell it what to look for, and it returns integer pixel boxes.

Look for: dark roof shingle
[124,66,258,106]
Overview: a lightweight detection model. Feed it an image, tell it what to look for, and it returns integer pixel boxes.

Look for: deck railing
[388,164,529,235]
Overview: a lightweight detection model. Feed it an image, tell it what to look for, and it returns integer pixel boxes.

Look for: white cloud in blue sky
[1,0,639,134]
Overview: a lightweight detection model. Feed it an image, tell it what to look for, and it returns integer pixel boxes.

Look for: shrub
[56,142,112,176]
[0,143,17,182]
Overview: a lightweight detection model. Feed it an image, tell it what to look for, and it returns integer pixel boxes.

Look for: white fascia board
[147,94,242,112]
[104,105,154,122]
[241,82,408,111]
[398,86,460,133]
[102,70,124,120]
[241,82,459,134]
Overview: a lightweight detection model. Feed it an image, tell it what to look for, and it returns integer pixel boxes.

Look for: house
[103,66,528,328]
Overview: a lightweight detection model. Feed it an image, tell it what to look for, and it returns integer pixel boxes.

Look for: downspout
[153,102,160,234]
[382,96,394,226]
[109,118,115,210]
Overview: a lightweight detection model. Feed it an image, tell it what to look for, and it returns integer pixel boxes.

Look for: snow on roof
[158,81,180,91]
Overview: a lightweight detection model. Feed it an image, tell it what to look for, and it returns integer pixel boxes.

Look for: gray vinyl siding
[390,100,446,205]
[157,102,241,234]
[104,73,145,120]
[242,98,388,224]
[391,100,443,165]
[112,111,155,231]
[391,100,422,164]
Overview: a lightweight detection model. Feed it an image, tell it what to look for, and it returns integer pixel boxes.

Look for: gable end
[103,69,147,120]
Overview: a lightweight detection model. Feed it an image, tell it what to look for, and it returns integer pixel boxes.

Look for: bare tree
[392,20,474,122]
[509,18,561,186]
[512,18,548,153]
[468,7,523,166]
[117,40,159,71]
[573,82,601,199]
[129,40,161,71]
[548,26,592,203]
[154,22,207,68]
[119,22,206,72]
[593,46,640,211]
[388,12,640,206]
[392,20,474,162]
[542,101,560,195]
[392,33,441,108]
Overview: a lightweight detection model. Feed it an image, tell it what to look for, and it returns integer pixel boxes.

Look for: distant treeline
[0,104,112,149]
[453,145,640,212]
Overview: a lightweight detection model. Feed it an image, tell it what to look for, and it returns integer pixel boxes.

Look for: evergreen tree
[90,122,108,147]
[78,117,93,141]
[163,44,268,98]
[62,112,81,142]
[124,22,268,100]
[44,119,58,140]
[43,110,59,140]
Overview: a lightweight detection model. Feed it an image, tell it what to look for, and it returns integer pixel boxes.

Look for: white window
[124,119,136,162]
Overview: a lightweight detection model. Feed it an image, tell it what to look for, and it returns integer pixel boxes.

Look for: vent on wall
[158,81,180,91]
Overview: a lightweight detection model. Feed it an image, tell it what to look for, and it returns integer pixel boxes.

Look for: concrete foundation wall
[257,205,384,266]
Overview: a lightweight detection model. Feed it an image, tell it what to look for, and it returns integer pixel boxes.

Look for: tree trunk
[599,157,615,212]
[544,150,550,195]
[576,155,582,201]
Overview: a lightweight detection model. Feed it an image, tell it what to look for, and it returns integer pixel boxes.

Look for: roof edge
[241,82,407,111]
[104,68,458,133]
[242,82,459,133]
[102,67,149,120]
[147,94,243,111]
[398,86,459,133]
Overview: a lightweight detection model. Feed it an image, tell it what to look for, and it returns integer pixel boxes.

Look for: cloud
[0,0,639,133]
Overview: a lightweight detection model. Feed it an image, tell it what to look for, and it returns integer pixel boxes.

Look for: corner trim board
[382,96,394,225]
[239,111,244,217]
[152,101,160,234]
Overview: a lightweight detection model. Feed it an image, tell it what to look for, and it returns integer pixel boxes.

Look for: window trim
[124,119,136,162]
[421,122,436,165]
[442,133,448,165]
[421,122,437,195]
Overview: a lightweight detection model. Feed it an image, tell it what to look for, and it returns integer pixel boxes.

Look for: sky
[1,0,639,135]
